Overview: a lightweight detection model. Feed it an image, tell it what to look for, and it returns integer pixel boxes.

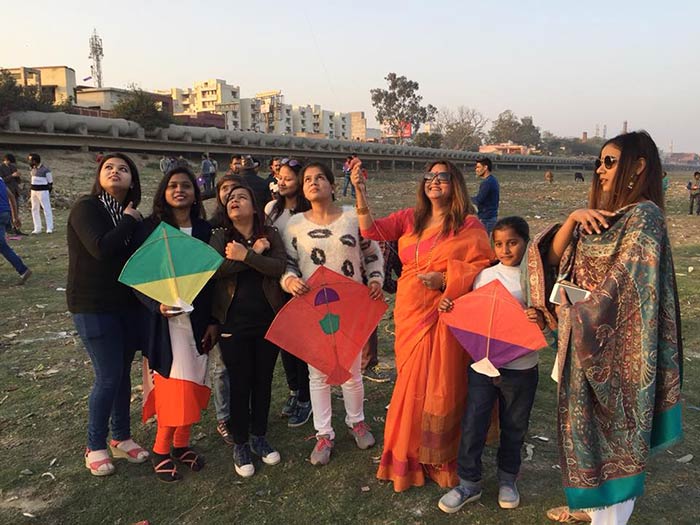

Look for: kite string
[162,227,181,307]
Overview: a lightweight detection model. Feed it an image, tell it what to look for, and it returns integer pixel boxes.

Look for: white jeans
[589,499,635,525]
[30,190,53,233]
[308,352,364,440]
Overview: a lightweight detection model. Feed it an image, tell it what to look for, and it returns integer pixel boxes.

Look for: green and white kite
[119,222,223,310]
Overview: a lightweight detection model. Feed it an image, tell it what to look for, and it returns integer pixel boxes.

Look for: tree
[488,110,522,144]
[370,73,436,142]
[517,116,541,147]
[435,106,488,151]
[111,86,172,130]
[0,69,56,117]
[413,132,443,149]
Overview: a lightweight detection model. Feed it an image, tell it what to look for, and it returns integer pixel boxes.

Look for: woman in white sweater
[281,162,385,466]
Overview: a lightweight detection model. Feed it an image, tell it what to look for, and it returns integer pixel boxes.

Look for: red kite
[266,266,387,385]
[441,279,547,377]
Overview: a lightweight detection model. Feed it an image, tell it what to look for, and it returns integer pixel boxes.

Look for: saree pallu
[364,211,493,491]
[531,202,683,511]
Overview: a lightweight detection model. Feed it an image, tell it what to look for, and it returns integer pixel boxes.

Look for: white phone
[549,281,591,305]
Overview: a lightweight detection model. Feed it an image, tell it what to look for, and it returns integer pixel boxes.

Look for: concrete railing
[2,111,594,170]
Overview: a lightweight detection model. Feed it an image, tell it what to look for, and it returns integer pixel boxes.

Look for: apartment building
[7,66,77,104]
[349,111,367,141]
[157,79,240,116]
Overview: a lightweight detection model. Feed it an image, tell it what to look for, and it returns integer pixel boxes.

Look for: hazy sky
[3,1,699,152]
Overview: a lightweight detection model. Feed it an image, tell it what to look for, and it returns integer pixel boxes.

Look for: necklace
[414,232,440,273]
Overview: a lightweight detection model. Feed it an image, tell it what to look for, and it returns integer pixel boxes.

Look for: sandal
[85,449,115,477]
[152,456,181,483]
[110,439,149,464]
[546,506,592,523]
[173,447,205,472]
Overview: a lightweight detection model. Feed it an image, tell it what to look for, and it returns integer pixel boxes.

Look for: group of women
[67,130,682,525]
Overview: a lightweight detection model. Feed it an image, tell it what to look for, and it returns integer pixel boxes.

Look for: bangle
[356,206,370,216]
[440,272,447,292]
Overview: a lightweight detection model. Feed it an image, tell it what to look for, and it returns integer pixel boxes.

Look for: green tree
[517,116,541,147]
[111,86,172,130]
[370,73,436,142]
[435,106,487,151]
[0,69,56,117]
[488,110,521,144]
[413,132,443,149]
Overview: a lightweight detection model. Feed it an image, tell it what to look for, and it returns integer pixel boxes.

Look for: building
[479,142,531,155]
[7,66,76,104]
[74,86,173,114]
[254,91,292,134]
[349,111,367,141]
[292,104,313,134]
[156,79,240,116]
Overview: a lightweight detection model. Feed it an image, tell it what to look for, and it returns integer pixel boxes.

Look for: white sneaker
[233,443,255,478]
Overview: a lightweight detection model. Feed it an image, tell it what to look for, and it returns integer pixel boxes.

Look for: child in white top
[437,216,551,513]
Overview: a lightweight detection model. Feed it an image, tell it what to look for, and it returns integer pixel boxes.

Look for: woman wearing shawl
[352,160,493,491]
[132,167,217,482]
[67,153,148,476]
[538,131,682,524]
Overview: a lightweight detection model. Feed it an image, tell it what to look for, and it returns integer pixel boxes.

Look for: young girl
[133,167,217,483]
[437,216,552,513]
[264,158,313,428]
[282,162,384,466]
[210,184,287,478]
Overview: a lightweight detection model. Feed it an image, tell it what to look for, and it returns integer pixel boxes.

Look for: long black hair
[267,159,310,224]
[222,183,266,243]
[151,167,205,226]
[91,152,142,206]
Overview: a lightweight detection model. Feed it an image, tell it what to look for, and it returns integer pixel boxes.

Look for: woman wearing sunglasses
[282,162,385,466]
[536,131,682,524]
[351,160,493,492]
[264,159,313,428]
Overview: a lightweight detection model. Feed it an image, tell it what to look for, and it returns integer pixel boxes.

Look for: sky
[3,0,699,152]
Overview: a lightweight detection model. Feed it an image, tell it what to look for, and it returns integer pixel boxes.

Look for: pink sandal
[85,449,115,476]
[110,439,149,464]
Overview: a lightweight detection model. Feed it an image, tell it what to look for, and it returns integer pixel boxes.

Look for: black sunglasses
[595,155,618,170]
[423,172,451,183]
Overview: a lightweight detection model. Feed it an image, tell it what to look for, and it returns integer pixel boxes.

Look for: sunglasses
[595,155,618,170]
[423,172,451,184]
[281,158,301,168]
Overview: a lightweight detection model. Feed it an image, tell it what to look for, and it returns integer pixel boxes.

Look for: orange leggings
[153,422,191,455]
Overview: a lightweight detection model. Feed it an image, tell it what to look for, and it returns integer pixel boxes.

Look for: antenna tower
[88,29,104,88]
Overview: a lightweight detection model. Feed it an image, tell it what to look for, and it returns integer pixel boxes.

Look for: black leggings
[219,332,280,445]
[280,351,310,403]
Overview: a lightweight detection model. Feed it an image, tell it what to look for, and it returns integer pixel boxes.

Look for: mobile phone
[549,281,591,305]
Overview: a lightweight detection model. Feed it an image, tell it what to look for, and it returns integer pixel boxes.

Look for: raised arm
[547,208,615,266]
[69,199,140,260]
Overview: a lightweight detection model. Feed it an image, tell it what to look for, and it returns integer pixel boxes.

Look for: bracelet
[440,272,447,292]
[356,206,370,215]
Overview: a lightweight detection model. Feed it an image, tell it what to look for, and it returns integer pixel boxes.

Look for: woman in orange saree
[352,160,493,492]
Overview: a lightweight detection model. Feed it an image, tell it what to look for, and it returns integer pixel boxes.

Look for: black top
[223,267,274,336]
[66,195,139,313]
[241,169,272,209]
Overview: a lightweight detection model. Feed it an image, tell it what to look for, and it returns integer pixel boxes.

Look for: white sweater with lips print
[281,206,384,289]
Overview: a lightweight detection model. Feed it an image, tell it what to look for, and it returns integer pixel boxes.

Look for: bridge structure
[1,111,594,173]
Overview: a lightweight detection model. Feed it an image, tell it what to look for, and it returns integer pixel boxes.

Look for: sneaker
[309,435,334,466]
[288,401,312,428]
[233,443,255,478]
[19,268,32,284]
[250,435,281,465]
[438,484,482,514]
[362,365,391,383]
[349,421,375,450]
[217,420,234,446]
[30,230,41,235]
[281,390,298,417]
[498,480,520,509]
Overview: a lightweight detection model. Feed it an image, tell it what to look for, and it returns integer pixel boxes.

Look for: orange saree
[362,209,493,492]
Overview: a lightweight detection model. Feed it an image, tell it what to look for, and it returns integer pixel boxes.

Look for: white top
[264,201,295,235]
[281,206,384,288]
[473,262,539,370]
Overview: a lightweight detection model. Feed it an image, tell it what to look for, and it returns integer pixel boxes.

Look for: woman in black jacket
[131,166,218,483]
[67,153,148,476]
[210,183,286,478]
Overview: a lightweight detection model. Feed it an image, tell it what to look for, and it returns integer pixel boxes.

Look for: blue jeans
[480,216,497,236]
[73,311,140,450]
[457,366,539,485]
[208,343,230,421]
[342,174,355,197]
[0,211,27,274]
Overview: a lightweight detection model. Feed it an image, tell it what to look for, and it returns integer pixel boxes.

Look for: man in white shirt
[28,153,53,234]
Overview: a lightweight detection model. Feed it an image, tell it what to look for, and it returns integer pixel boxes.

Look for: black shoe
[233,443,254,478]
[281,390,298,417]
[362,365,391,383]
[288,401,312,428]
[250,435,281,465]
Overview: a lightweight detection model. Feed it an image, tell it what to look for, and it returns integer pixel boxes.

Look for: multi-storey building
[156,79,240,116]
[7,66,77,104]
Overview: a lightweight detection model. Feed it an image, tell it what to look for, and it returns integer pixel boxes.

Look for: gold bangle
[440,272,447,292]
[356,206,370,216]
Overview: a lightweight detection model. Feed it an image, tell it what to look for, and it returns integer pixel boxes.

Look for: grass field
[0,150,698,525]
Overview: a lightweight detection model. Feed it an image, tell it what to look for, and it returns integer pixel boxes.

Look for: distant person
[472,157,499,234]
[240,155,271,207]
[27,153,53,234]
[662,171,669,194]
[175,155,190,169]
[226,155,243,176]
[200,154,216,195]
[687,171,700,215]
[342,156,355,198]
[0,175,31,283]
[266,157,282,199]
[1,154,23,234]
[159,155,169,175]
